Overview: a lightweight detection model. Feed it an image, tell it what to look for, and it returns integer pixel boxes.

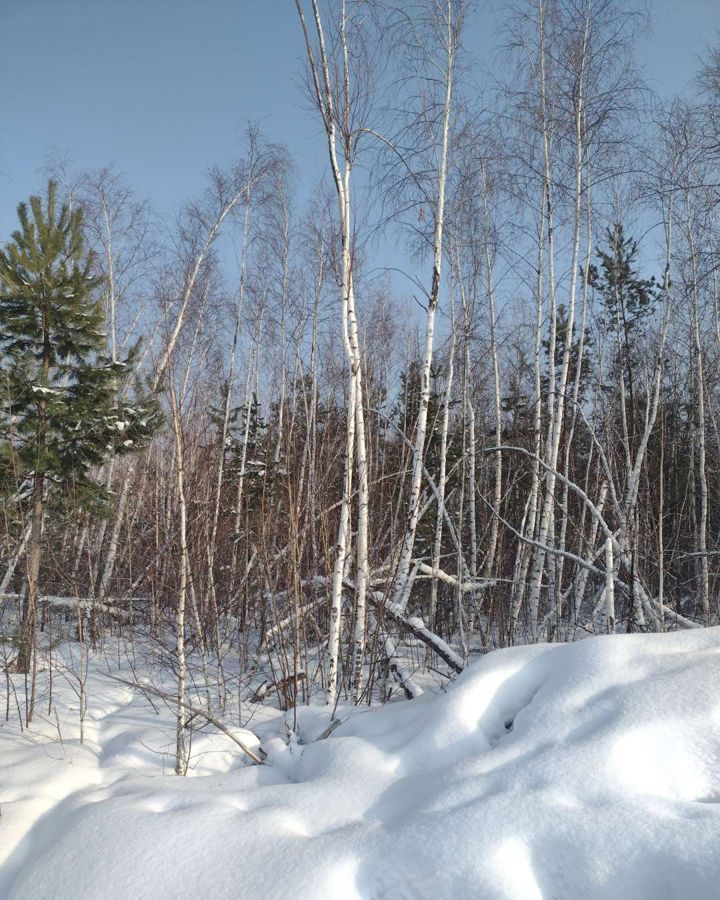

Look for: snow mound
[3,628,720,899]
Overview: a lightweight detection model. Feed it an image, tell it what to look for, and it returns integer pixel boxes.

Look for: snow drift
[2,628,720,899]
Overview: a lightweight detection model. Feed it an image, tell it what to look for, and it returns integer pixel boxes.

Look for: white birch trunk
[527,7,588,638]
[295,0,370,705]
[170,383,188,776]
[0,524,31,596]
[604,536,615,634]
[429,322,455,634]
[480,165,502,582]
[392,0,455,611]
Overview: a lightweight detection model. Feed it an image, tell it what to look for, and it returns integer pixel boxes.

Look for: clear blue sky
[0,0,326,236]
[1,0,718,241]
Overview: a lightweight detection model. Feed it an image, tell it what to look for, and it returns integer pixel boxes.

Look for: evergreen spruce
[0,180,158,676]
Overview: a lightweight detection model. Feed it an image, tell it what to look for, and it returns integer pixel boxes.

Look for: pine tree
[588,223,660,456]
[0,181,158,677]
[589,223,658,362]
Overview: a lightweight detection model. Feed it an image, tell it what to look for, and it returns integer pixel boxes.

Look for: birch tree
[294,0,373,704]
[387,0,463,613]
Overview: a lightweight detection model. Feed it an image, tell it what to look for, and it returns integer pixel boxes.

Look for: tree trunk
[17,474,44,689]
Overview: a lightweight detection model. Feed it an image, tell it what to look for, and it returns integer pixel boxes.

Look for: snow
[2,628,720,899]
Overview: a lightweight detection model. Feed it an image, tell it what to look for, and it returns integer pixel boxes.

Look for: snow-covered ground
[2,628,720,899]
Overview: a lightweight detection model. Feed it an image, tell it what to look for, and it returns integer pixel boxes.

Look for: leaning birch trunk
[601,178,674,632]
[689,231,710,621]
[570,479,608,636]
[465,353,478,638]
[169,383,188,776]
[229,358,257,600]
[655,189,673,631]
[527,9,588,638]
[154,188,244,388]
[96,184,245,611]
[613,241,674,631]
[553,183,592,630]
[271,199,290,466]
[391,0,455,611]
[301,236,323,579]
[453,254,478,638]
[480,164,502,583]
[524,0,558,638]
[428,324,455,634]
[204,181,256,688]
[0,523,31,596]
[89,459,115,591]
[509,196,545,642]
[97,467,132,602]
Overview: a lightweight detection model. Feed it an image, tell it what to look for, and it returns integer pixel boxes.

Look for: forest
[2,2,720,898]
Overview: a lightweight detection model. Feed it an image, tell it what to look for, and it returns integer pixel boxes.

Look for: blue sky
[0,0,324,235]
[1,0,718,241]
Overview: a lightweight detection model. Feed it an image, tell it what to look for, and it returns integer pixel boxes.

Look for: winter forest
[2,1,720,898]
